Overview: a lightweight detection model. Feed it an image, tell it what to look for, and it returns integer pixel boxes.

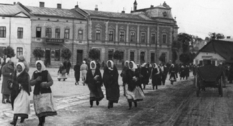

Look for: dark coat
[120,66,129,85]
[140,67,150,85]
[1,63,14,95]
[180,67,185,78]
[74,64,80,82]
[152,68,161,86]
[103,66,120,103]
[85,68,104,101]
[125,69,141,91]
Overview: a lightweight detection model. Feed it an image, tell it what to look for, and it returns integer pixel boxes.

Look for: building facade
[0,3,31,63]
[74,1,178,64]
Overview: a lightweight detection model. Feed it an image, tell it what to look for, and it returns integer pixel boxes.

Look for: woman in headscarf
[85,61,104,107]
[120,61,129,96]
[152,63,161,90]
[80,60,88,85]
[140,62,150,89]
[179,65,185,80]
[30,60,57,126]
[1,58,14,103]
[18,55,29,72]
[125,61,145,110]
[103,60,120,109]
[57,63,67,81]
[9,62,30,126]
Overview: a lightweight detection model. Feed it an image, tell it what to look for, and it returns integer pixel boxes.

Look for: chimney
[122,7,125,13]
[39,2,44,7]
[75,2,79,9]
[227,36,231,39]
[57,3,61,9]
[95,5,98,11]
[13,2,16,5]
[150,5,154,8]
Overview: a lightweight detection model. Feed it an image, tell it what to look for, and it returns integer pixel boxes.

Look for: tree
[33,48,44,60]
[172,49,178,63]
[89,48,100,60]
[61,48,72,60]
[209,32,225,40]
[177,33,192,53]
[179,53,191,64]
[159,53,166,64]
[4,46,15,58]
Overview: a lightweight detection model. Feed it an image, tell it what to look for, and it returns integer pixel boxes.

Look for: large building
[74,0,178,64]
[0,3,31,63]
[0,0,178,66]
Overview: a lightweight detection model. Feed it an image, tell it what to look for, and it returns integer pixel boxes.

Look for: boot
[90,100,93,107]
[108,101,111,109]
[111,102,114,108]
[10,115,18,126]
[134,101,137,107]
[38,117,44,126]
[128,101,132,110]
[96,101,99,106]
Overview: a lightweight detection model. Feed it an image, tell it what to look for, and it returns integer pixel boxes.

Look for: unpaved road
[13,79,233,126]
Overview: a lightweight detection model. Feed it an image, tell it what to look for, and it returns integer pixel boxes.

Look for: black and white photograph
[0,0,233,125]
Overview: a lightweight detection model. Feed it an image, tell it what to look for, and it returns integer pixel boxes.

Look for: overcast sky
[2,0,233,39]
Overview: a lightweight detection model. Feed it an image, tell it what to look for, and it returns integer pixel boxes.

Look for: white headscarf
[90,61,96,70]
[107,60,114,70]
[6,58,11,63]
[83,61,86,64]
[129,61,137,71]
[153,63,158,68]
[16,62,25,77]
[141,62,147,67]
[35,60,46,73]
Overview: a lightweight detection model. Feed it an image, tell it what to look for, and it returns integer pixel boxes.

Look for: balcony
[44,38,64,45]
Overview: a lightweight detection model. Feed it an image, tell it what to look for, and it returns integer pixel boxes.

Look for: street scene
[1,0,233,126]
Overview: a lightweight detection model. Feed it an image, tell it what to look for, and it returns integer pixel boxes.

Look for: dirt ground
[18,79,233,126]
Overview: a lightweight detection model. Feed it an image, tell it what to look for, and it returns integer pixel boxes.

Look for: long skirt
[33,93,57,117]
[14,90,30,118]
[126,85,145,102]
[89,87,104,101]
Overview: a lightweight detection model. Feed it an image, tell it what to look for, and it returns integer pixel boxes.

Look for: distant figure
[1,58,14,104]
[80,61,88,85]
[160,64,168,85]
[57,63,67,81]
[85,61,104,107]
[121,61,129,96]
[74,63,80,85]
[140,63,150,89]
[152,63,161,90]
[63,60,71,75]
[169,64,177,83]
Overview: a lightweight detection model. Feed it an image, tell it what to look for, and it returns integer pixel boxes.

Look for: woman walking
[74,62,80,85]
[1,58,14,103]
[30,60,57,126]
[80,61,88,85]
[140,63,150,89]
[57,63,67,81]
[103,60,120,109]
[152,63,161,90]
[120,61,129,96]
[85,61,104,107]
[125,61,144,110]
[9,62,30,126]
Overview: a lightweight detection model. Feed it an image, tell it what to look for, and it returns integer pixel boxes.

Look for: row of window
[96,29,167,44]
[0,26,24,38]
[36,27,83,40]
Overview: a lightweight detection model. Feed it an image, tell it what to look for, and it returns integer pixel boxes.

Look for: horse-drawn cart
[195,65,223,97]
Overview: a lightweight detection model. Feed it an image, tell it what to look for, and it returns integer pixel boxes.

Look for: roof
[26,6,84,19]
[196,39,233,61]
[83,9,151,21]
[0,3,24,16]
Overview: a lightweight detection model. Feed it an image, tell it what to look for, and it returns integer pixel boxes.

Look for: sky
[1,0,233,39]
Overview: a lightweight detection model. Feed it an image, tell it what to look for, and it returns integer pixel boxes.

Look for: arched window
[140,32,146,43]
[64,28,70,39]
[119,31,125,42]
[45,27,52,38]
[130,31,136,42]
[78,30,83,40]
[55,28,60,38]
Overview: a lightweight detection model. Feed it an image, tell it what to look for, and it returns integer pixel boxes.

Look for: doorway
[45,49,51,66]
[77,50,83,64]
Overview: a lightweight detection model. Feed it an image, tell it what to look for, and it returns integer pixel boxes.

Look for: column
[105,21,108,41]
[126,24,129,43]
[115,23,118,42]
[137,25,140,44]
[147,26,150,46]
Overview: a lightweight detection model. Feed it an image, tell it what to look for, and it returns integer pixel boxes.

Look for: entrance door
[45,49,51,66]
[77,50,83,64]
